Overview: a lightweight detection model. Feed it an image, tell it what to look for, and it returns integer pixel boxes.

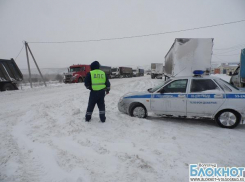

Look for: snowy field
[0,75,245,182]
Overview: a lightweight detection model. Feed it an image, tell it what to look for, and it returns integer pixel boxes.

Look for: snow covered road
[0,76,245,182]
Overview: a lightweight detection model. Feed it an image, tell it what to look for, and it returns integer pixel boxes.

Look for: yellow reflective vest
[90,69,106,91]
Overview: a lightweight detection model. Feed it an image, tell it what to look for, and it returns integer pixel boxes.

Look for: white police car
[118,71,245,128]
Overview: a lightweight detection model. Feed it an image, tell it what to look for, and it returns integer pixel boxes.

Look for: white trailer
[151,63,163,79]
[165,38,213,77]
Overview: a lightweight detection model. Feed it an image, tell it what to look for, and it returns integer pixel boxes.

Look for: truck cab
[132,69,137,77]
[111,67,119,78]
[63,65,90,83]
[230,49,245,88]
[230,65,245,88]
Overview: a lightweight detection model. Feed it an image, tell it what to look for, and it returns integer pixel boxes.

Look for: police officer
[84,61,110,122]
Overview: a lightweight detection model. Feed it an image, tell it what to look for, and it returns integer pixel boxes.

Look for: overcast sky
[1,0,245,69]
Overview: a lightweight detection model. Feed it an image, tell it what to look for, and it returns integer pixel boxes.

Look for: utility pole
[25,41,32,88]
[24,41,47,88]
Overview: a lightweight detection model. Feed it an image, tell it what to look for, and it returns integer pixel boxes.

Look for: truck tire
[2,83,16,91]
[78,78,83,83]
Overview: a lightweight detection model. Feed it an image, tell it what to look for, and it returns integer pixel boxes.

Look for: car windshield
[111,68,117,72]
[148,79,172,93]
[219,79,239,90]
[70,67,81,72]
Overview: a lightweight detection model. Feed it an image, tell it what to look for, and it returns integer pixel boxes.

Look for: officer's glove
[106,88,110,94]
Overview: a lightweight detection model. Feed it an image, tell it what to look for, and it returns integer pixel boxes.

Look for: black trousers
[85,89,106,122]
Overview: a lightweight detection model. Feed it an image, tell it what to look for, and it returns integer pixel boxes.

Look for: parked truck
[111,67,133,78]
[151,63,163,79]
[100,66,111,79]
[0,58,23,91]
[230,48,245,88]
[133,68,144,77]
[165,38,213,77]
[63,64,111,83]
[63,64,91,83]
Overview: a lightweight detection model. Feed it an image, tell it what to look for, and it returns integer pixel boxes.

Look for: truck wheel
[2,83,16,91]
[129,103,147,118]
[215,110,240,129]
[78,78,83,83]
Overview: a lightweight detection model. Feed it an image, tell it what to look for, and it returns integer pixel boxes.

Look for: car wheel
[78,78,83,83]
[215,110,240,129]
[129,104,147,118]
[2,83,15,91]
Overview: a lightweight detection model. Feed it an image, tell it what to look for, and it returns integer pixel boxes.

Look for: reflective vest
[90,69,106,91]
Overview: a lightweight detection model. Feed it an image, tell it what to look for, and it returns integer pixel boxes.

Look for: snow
[0,76,245,182]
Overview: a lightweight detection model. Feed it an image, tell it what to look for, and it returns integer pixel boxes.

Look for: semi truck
[151,63,163,79]
[230,48,245,88]
[111,67,133,78]
[63,64,111,83]
[133,68,144,77]
[164,38,213,77]
[63,64,90,83]
[100,66,111,79]
[0,58,23,91]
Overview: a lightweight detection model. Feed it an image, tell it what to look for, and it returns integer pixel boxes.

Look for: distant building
[211,63,220,74]
[218,63,238,75]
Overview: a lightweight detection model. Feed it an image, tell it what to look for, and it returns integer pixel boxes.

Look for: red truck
[63,64,91,83]
[63,64,111,83]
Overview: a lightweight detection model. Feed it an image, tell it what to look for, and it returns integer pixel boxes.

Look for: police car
[118,71,245,128]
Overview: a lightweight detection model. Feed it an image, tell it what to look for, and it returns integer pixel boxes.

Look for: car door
[151,79,188,116]
[187,78,226,118]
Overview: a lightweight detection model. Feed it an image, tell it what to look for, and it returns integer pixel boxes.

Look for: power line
[27,19,245,44]
[212,55,227,62]
[213,48,243,54]
[214,43,245,51]
[213,53,240,56]
[15,43,25,60]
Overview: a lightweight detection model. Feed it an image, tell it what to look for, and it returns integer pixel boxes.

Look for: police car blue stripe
[124,93,245,99]
[187,94,224,99]
[124,94,151,99]
[226,94,245,99]
[153,94,184,98]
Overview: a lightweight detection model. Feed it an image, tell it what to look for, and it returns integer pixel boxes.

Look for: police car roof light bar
[193,70,204,77]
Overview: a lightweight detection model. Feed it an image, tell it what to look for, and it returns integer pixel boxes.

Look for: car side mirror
[147,88,152,92]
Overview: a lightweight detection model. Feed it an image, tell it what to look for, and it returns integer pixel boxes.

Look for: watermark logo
[189,163,245,181]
